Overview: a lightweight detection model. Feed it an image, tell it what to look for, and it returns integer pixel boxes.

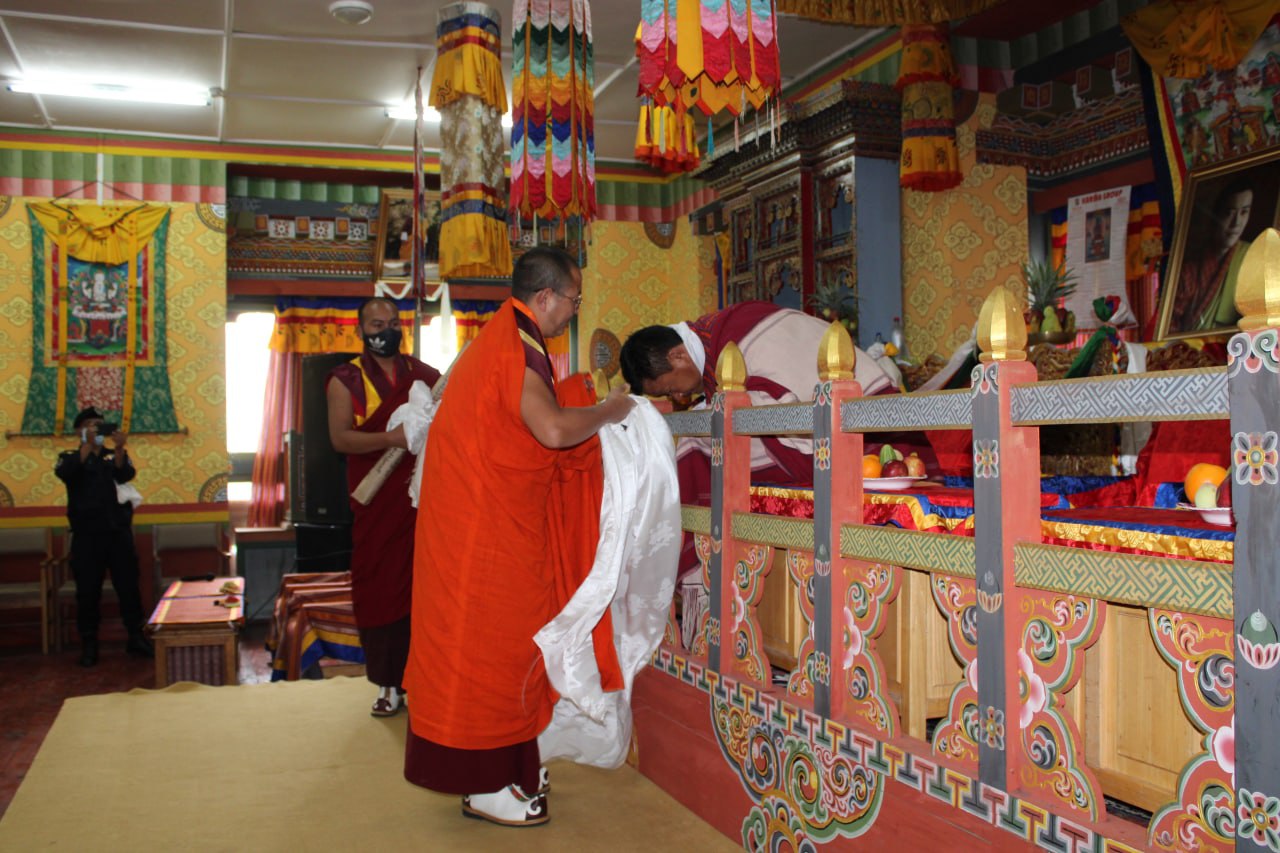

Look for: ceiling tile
[44,96,219,138]
[233,0,434,43]
[228,36,430,105]
[223,99,418,148]
[4,17,221,88]
[0,2,224,31]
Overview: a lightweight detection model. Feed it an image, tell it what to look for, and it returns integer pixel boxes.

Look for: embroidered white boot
[462,785,549,827]
[369,686,402,717]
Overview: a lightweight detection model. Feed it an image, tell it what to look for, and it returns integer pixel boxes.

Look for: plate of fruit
[1179,462,1233,526]
[863,444,927,490]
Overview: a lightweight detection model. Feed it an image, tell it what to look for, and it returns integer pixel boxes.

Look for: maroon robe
[328,352,440,686]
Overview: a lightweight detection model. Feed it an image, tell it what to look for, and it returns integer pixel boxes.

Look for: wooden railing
[658,229,1280,851]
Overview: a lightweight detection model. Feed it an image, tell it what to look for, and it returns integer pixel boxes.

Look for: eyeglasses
[549,289,583,309]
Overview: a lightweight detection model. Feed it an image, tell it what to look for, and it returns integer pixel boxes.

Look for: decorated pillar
[431,2,511,279]
[895,23,962,193]
[1227,228,1280,853]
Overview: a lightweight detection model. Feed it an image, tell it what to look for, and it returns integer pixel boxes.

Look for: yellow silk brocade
[1040,519,1233,563]
[429,35,507,111]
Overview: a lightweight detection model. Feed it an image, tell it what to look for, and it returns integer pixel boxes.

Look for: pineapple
[808,275,858,336]
[1023,259,1077,336]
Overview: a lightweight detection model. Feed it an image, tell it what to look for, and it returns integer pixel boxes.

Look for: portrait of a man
[1159,151,1280,338]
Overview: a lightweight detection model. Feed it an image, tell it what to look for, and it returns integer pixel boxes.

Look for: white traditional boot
[462,785,549,827]
[369,685,402,717]
[537,765,550,795]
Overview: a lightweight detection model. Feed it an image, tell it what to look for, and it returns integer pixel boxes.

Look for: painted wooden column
[971,287,1039,791]
[708,343,763,686]
[1227,229,1280,853]
[809,323,863,720]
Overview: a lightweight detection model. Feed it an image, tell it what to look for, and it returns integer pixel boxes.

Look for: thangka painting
[20,202,179,435]
[1168,18,1280,171]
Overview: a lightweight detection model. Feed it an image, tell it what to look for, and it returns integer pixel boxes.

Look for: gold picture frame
[373,188,441,282]
[1156,148,1280,340]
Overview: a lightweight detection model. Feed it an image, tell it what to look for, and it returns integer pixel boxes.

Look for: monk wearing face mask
[326,297,441,716]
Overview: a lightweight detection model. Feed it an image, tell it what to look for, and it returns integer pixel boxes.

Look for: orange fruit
[1184,463,1228,502]
[862,455,882,479]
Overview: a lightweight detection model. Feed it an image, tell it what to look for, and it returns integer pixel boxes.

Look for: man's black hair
[357,296,399,326]
[619,325,683,391]
[73,406,103,428]
[511,246,578,303]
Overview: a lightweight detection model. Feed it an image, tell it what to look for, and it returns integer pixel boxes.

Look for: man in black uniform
[54,406,153,667]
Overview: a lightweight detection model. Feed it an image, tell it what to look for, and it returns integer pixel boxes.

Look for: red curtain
[247,350,302,528]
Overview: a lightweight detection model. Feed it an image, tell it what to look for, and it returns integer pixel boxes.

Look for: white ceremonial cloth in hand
[536,399,681,768]
[385,379,438,507]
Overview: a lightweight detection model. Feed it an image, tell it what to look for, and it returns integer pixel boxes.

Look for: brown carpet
[0,676,736,851]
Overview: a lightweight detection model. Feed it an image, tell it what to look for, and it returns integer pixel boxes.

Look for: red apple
[882,460,909,478]
[904,453,926,478]
[1217,478,1232,509]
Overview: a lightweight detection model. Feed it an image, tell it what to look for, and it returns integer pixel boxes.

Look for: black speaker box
[293,352,355,526]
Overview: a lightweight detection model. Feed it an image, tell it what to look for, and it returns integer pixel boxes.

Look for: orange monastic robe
[404,299,620,752]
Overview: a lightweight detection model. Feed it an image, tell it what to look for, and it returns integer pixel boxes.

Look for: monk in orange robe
[327,297,440,715]
[402,247,633,827]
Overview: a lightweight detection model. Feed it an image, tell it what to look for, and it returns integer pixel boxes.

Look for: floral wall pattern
[0,199,228,510]
[579,220,719,367]
[901,93,1028,361]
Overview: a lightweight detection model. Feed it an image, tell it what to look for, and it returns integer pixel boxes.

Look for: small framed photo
[1156,148,1280,339]
[373,188,441,281]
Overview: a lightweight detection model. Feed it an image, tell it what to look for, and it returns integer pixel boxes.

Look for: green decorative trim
[840,525,976,577]
[682,505,712,535]
[731,512,814,551]
[1014,543,1232,619]
[227,175,381,203]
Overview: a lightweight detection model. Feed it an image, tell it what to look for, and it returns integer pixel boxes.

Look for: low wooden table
[147,577,245,688]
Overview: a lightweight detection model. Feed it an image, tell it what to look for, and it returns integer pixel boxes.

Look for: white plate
[864,476,927,491]
[1176,503,1234,526]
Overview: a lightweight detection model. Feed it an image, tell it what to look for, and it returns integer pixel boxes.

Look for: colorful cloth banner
[1122,0,1276,80]
[1065,186,1133,329]
[636,0,781,120]
[635,98,701,173]
[511,0,596,222]
[896,24,962,192]
[452,297,571,379]
[20,202,178,435]
[269,297,415,355]
[432,2,512,278]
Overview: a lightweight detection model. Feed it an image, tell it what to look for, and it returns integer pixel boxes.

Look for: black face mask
[363,328,402,357]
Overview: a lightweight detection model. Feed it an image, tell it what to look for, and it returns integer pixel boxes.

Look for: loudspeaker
[293,353,355,525]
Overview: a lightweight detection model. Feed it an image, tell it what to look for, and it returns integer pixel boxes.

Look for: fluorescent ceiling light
[9,78,211,106]
[386,104,512,128]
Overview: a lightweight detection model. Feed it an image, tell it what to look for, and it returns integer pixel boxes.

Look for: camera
[97,422,118,437]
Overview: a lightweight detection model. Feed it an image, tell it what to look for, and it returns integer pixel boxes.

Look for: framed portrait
[372,188,441,282]
[1156,148,1280,340]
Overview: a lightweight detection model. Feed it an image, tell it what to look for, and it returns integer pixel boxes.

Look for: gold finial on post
[818,321,856,381]
[1236,228,1280,331]
[977,285,1027,363]
[716,342,747,392]
[592,369,610,402]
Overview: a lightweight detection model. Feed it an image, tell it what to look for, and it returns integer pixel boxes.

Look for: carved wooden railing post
[972,287,1041,792]
[708,343,772,690]
[807,322,863,720]
[1228,228,1280,852]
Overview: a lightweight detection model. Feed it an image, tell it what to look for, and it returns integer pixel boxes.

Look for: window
[224,312,275,502]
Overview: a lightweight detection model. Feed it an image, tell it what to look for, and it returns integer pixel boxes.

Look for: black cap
[73,406,103,428]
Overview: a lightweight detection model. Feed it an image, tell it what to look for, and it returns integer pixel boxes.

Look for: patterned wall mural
[578,219,719,368]
[0,199,228,511]
[901,93,1029,362]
